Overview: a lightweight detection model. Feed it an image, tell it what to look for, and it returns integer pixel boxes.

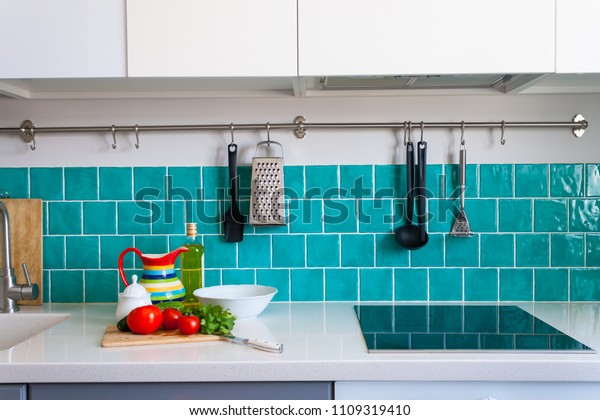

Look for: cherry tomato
[162,307,182,330]
[178,314,200,335]
[127,305,163,335]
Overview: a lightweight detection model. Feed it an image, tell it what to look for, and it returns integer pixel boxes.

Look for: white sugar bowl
[115,275,153,321]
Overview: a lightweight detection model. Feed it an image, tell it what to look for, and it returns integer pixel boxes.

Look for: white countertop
[2,302,600,384]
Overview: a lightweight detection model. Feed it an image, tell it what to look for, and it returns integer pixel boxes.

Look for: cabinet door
[556,0,600,72]
[127,0,297,77]
[0,0,126,78]
[0,384,26,400]
[298,0,555,76]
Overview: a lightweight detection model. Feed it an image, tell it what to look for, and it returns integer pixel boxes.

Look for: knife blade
[218,334,283,353]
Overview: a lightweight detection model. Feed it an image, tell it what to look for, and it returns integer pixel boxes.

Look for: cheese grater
[250,140,286,226]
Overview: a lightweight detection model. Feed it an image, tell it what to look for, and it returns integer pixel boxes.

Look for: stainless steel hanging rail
[0,114,588,150]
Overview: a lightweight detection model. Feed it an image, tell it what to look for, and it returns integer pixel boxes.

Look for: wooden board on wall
[0,199,43,305]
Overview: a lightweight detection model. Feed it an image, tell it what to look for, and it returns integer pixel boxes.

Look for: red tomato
[162,308,182,330]
[127,305,163,335]
[178,314,200,335]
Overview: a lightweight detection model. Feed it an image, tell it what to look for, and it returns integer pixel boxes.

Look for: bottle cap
[186,223,198,236]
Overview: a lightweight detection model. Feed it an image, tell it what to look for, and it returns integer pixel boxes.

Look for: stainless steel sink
[0,313,70,350]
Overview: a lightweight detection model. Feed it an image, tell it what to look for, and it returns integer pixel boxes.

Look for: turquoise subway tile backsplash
[2,163,599,303]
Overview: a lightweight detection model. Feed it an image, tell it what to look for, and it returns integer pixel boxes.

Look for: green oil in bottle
[181,223,204,307]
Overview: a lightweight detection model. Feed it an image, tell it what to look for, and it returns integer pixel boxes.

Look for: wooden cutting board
[0,199,43,305]
[101,325,222,348]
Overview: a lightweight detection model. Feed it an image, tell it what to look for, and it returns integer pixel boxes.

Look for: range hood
[315,73,547,94]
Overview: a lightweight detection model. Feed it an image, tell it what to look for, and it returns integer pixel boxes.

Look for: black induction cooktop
[355,304,594,353]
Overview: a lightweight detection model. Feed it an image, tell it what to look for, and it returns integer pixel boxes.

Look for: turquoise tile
[291,269,324,301]
[202,166,227,200]
[340,165,373,198]
[64,167,98,200]
[550,164,584,197]
[272,235,305,267]
[464,269,498,301]
[428,199,455,233]
[43,271,49,303]
[133,235,170,268]
[238,234,271,268]
[101,235,134,269]
[534,269,568,301]
[85,270,118,303]
[117,201,151,234]
[99,167,132,200]
[43,236,65,269]
[306,165,339,198]
[534,199,567,232]
[445,235,479,267]
[570,199,600,232]
[586,234,600,266]
[256,269,289,301]
[500,269,533,301]
[134,167,166,200]
[358,199,393,233]
[481,234,514,267]
[290,199,323,233]
[480,164,514,198]
[425,164,444,199]
[324,199,357,232]
[167,167,201,200]
[394,268,428,301]
[411,233,444,267]
[235,165,252,200]
[516,234,549,267]
[222,269,255,285]
[30,168,63,200]
[48,202,81,234]
[307,234,340,267]
[83,202,116,234]
[374,165,402,199]
[152,200,185,235]
[391,199,405,229]
[570,269,600,301]
[204,269,221,287]
[375,233,409,267]
[445,164,478,199]
[359,268,393,301]
[168,234,187,251]
[341,234,374,267]
[66,236,99,269]
[284,166,304,199]
[325,268,358,301]
[204,235,239,268]
[586,164,600,197]
[429,268,463,301]
[0,168,28,198]
[51,270,84,303]
[189,200,220,234]
[499,199,532,232]
[465,199,497,232]
[551,234,584,267]
[515,164,549,198]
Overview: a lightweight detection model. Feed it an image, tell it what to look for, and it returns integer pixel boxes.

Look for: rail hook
[500,120,506,145]
[266,122,271,147]
[403,121,408,145]
[460,121,466,149]
[111,125,117,150]
[29,124,36,151]
[229,123,236,151]
[134,124,140,149]
[419,121,424,144]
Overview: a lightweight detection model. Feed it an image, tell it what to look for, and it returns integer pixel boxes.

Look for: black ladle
[415,140,429,247]
[395,141,422,249]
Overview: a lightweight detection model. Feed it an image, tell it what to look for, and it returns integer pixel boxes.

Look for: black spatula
[224,143,245,242]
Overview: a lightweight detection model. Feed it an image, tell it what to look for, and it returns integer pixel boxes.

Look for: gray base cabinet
[29,382,333,400]
[0,384,27,400]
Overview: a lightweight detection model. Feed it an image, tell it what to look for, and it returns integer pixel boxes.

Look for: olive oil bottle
[181,223,204,306]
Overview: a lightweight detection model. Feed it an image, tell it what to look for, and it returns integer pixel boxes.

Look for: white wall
[0,93,597,167]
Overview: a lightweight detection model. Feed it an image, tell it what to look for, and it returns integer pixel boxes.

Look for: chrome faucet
[0,201,39,313]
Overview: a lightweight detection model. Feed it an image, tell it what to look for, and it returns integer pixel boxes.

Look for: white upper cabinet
[298,0,556,76]
[0,0,126,78]
[556,0,600,73]
[126,0,297,77]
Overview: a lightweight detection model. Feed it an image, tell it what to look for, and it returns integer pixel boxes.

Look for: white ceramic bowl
[193,285,277,319]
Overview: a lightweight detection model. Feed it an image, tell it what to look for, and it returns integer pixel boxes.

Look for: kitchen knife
[218,334,283,353]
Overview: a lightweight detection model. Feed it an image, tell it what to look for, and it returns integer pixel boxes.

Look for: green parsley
[192,304,236,335]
